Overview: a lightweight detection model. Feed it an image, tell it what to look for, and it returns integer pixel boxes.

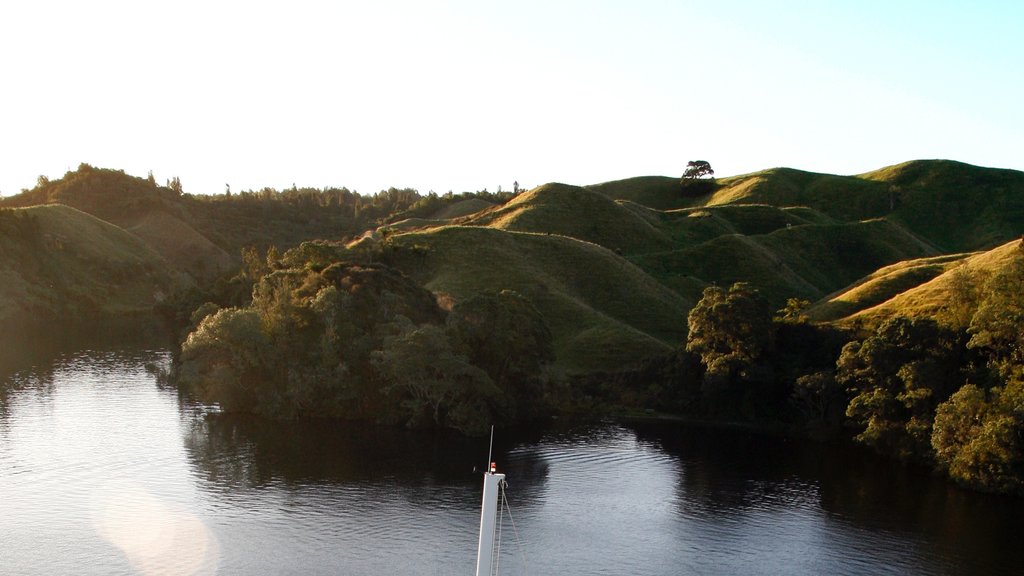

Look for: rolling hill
[382,225,691,373]
[0,204,190,330]
[3,158,1023,375]
[821,239,1024,327]
[465,183,675,254]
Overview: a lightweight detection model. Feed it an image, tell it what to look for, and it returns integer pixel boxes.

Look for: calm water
[1,346,1022,575]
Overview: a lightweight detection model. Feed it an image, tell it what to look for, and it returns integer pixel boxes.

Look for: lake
[1,344,1022,575]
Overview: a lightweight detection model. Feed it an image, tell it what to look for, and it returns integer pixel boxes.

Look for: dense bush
[176,252,555,434]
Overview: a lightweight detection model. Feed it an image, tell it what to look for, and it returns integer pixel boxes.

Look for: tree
[683,160,714,180]
[686,282,774,414]
[446,290,554,421]
[932,378,1024,495]
[371,321,498,434]
[968,246,1024,375]
[838,317,965,460]
[792,371,845,427]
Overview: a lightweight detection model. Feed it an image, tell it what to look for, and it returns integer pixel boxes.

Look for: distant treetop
[683,160,714,180]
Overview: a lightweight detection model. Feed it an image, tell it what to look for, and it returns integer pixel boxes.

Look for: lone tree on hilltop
[683,160,714,180]
[681,160,717,197]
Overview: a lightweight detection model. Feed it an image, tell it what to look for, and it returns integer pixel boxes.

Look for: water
[1,346,1022,575]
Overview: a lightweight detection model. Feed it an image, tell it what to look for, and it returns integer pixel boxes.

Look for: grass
[806,253,971,322]
[385,225,691,373]
[632,218,939,307]
[429,198,494,219]
[861,160,1024,252]
[586,176,690,210]
[0,205,187,328]
[466,183,675,255]
[842,239,1023,327]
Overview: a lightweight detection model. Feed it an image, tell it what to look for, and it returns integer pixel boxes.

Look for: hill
[632,218,939,306]
[832,239,1024,327]
[586,176,688,210]
[1,165,234,280]
[593,161,1024,254]
[382,225,691,374]
[429,198,495,219]
[806,253,971,322]
[465,183,674,255]
[0,164,375,280]
[861,160,1024,251]
[4,159,1023,378]
[0,205,190,330]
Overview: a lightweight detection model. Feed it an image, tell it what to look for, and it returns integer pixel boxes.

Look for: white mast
[475,462,505,576]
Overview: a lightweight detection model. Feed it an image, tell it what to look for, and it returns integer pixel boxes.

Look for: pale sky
[1,0,1021,196]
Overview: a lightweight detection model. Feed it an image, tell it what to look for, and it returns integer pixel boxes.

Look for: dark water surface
[1,346,1022,575]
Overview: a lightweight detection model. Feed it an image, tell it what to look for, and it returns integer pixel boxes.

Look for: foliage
[372,321,498,435]
[968,246,1024,374]
[686,282,774,415]
[683,160,714,180]
[932,378,1024,495]
[446,290,555,421]
[687,282,772,380]
[839,317,965,461]
[176,248,557,434]
[792,371,845,426]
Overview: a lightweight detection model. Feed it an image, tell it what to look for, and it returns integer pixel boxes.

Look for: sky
[1,0,1022,197]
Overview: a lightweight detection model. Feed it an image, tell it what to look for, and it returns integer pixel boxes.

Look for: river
[1,344,1022,575]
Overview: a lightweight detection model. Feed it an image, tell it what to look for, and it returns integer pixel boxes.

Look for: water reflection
[632,419,1024,575]
[5,345,1024,576]
[186,415,512,487]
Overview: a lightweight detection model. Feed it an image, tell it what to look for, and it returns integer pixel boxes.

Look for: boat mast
[475,426,505,576]
[475,463,505,576]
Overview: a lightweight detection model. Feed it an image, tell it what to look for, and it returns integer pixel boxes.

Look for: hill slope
[466,183,674,254]
[836,239,1024,327]
[0,205,190,330]
[806,253,972,322]
[632,218,939,306]
[384,225,691,373]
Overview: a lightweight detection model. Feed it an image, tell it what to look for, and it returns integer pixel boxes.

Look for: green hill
[806,253,971,322]
[5,159,1023,378]
[383,225,691,373]
[837,239,1024,327]
[429,198,495,219]
[632,218,939,306]
[862,160,1024,251]
[590,160,1024,254]
[0,205,190,330]
[586,176,688,210]
[466,183,674,255]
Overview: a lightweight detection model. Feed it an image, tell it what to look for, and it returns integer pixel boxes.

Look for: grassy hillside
[806,253,971,322]
[429,198,494,219]
[586,176,689,210]
[383,225,691,373]
[649,204,832,247]
[466,183,674,254]
[839,239,1024,327]
[633,218,939,306]
[591,161,1024,254]
[4,159,1022,380]
[706,168,891,220]
[0,205,189,329]
[0,164,369,280]
[862,160,1024,251]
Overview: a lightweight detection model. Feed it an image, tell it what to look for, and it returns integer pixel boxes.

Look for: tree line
[600,245,1024,496]
[174,243,554,436]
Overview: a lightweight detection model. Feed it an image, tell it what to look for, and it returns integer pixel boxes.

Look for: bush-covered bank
[172,243,557,435]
